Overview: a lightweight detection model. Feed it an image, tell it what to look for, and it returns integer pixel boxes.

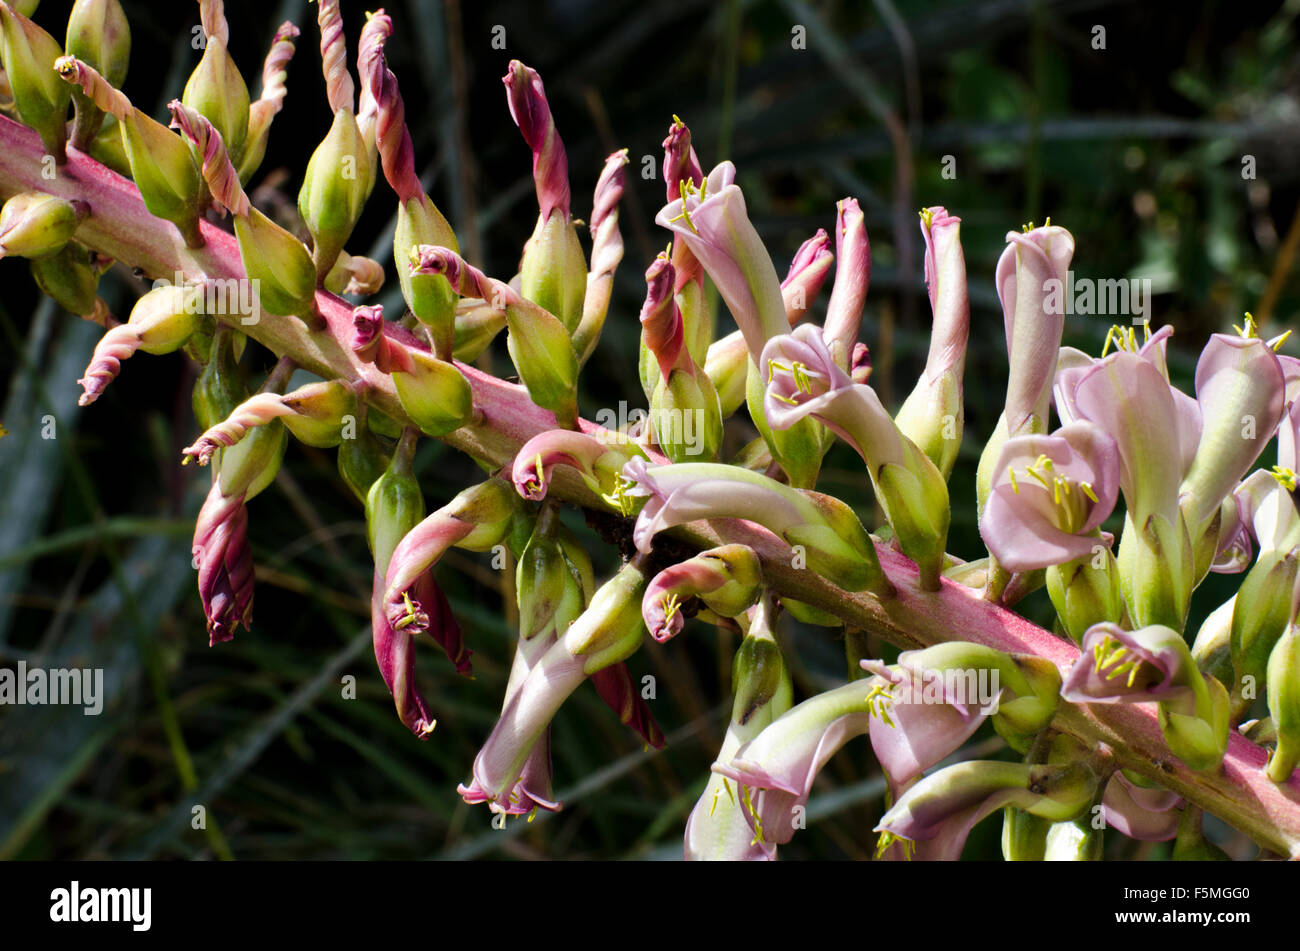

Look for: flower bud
[191,327,245,432]
[0,192,83,259]
[0,3,72,163]
[687,603,793,860]
[823,198,870,368]
[394,197,459,357]
[451,300,506,363]
[1001,807,1049,860]
[366,432,425,570]
[516,504,574,640]
[1231,549,1298,707]
[1190,594,1236,689]
[642,544,762,642]
[231,207,317,320]
[238,22,300,184]
[298,108,371,279]
[78,284,202,405]
[520,205,588,335]
[413,246,578,427]
[1046,546,1124,643]
[323,249,384,297]
[182,34,250,168]
[702,332,747,418]
[30,243,100,317]
[336,403,393,504]
[391,348,473,438]
[1265,623,1300,783]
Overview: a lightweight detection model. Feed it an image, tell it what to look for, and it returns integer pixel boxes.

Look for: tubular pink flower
[167,99,249,216]
[591,663,666,750]
[350,304,418,375]
[77,323,141,405]
[1180,333,1287,531]
[859,660,988,790]
[510,428,638,503]
[712,678,879,859]
[875,759,1095,861]
[359,9,421,204]
[640,253,690,380]
[198,0,229,47]
[356,10,392,142]
[1101,771,1182,841]
[370,567,440,737]
[1062,623,1190,705]
[577,149,629,361]
[822,198,870,366]
[503,60,570,222]
[53,54,129,120]
[315,0,355,114]
[641,545,762,642]
[193,480,254,646]
[979,422,1120,572]
[916,206,968,382]
[780,228,833,325]
[997,223,1075,434]
[656,161,787,364]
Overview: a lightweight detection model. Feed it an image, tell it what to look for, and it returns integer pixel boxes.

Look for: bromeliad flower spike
[9,0,1300,863]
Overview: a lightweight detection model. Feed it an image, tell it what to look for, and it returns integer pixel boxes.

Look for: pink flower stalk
[979,422,1120,572]
[997,223,1075,435]
[822,198,870,367]
[656,161,787,364]
[193,480,254,646]
[510,428,640,504]
[503,60,570,223]
[780,228,833,324]
[1101,770,1182,841]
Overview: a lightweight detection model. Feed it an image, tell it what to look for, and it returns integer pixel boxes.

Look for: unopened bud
[0,192,83,259]
[1046,547,1124,643]
[391,348,473,438]
[0,3,73,163]
[519,205,587,334]
[299,108,371,279]
[78,284,202,405]
[337,404,394,503]
[1265,624,1300,783]
[183,35,250,167]
[64,0,130,147]
[395,195,459,358]
[31,244,100,317]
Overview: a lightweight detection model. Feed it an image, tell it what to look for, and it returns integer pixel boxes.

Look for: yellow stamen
[1272,329,1293,351]
[1272,466,1298,492]
[1080,481,1099,503]
[661,592,682,624]
[1008,468,1019,495]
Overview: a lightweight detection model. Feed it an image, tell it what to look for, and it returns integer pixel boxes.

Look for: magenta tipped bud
[823,198,870,368]
[781,229,833,324]
[503,59,570,221]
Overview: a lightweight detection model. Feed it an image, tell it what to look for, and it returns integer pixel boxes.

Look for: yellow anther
[1272,466,1298,492]
[527,807,538,823]
[661,592,683,624]
[919,207,934,228]
[1008,468,1020,495]
[1080,481,1099,503]
[1272,329,1293,351]
[875,830,915,861]
[393,591,421,631]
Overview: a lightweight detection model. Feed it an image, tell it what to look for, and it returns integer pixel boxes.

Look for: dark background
[1,0,1297,860]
